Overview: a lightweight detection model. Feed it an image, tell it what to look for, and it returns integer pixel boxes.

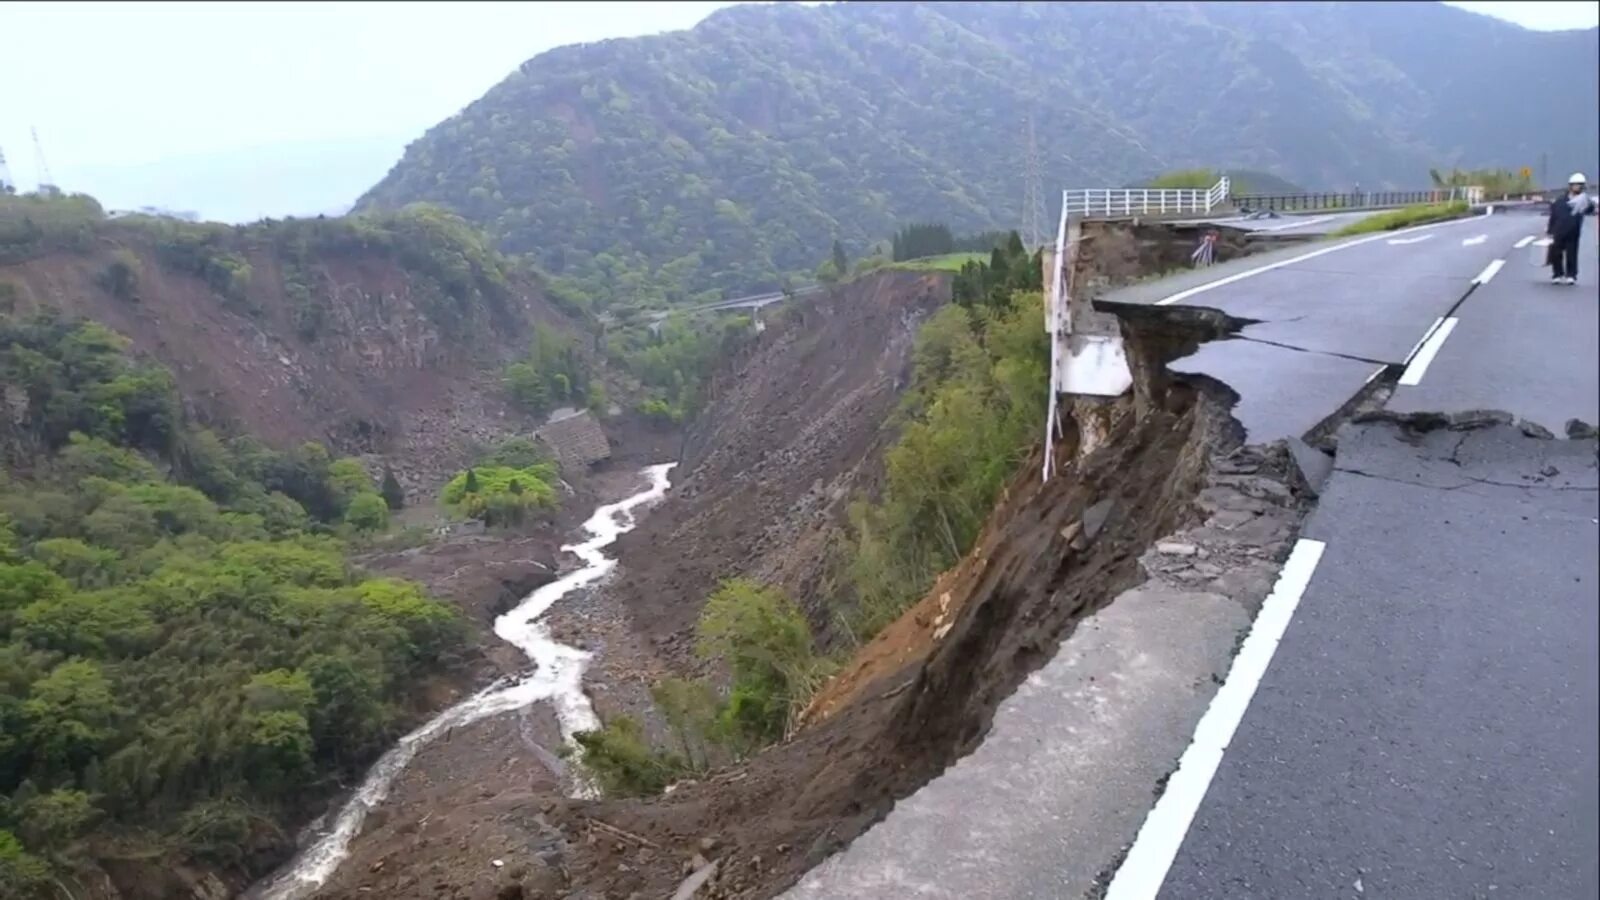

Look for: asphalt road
[1389,234,1600,433]
[1154,420,1600,900]
[1115,213,1600,900]
[785,207,1599,900]
[1175,210,1380,236]
[1109,208,1540,442]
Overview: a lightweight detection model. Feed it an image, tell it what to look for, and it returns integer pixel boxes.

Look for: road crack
[1232,334,1390,366]
[1334,465,1600,493]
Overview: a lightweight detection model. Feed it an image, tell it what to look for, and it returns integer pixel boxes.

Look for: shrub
[96,250,142,301]
[343,492,389,532]
[573,716,693,797]
[439,464,558,526]
[696,578,826,742]
[1332,200,1470,236]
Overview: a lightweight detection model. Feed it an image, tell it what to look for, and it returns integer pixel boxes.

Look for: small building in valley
[534,409,611,471]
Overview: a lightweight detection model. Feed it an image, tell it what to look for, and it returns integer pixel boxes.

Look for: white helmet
[1570,172,1588,184]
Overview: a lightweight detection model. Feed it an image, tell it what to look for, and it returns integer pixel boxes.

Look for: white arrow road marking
[1387,234,1436,245]
[1513,235,1537,249]
[1461,234,1487,246]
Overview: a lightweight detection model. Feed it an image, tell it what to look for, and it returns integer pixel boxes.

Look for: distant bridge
[604,284,826,331]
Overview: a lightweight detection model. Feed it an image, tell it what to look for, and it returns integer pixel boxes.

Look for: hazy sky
[0,0,1594,211]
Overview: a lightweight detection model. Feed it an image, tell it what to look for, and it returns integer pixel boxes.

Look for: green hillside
[358,1,1599,304]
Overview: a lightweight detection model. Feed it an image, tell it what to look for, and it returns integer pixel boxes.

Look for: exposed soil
[0,232,586,492]
[605,270,951,665]
[312,297,1292,900]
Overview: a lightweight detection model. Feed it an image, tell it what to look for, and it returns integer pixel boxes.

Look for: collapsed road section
[1145,411,1598,900]
[433,301,1307,900]
[793,215,1597,900]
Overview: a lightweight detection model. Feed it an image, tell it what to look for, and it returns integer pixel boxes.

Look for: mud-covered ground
[315,303,1316,900]
[303,237,1303,900]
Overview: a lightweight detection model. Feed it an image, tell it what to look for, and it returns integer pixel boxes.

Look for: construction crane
[32,127,56,193]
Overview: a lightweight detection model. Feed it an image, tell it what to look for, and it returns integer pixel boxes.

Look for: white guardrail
[1062,176,1231,218]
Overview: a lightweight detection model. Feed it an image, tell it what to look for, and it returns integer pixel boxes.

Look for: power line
[1022,112,1046,251]
[31,126,56,192]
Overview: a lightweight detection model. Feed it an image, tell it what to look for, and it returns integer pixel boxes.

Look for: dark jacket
[1548,192,1596,238]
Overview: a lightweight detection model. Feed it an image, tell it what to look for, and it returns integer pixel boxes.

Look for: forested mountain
[357,1,1599,304]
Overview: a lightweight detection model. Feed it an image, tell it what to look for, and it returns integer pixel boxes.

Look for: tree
[343,492,389,532]
[18,789,98,851]
[0,830,49,895]
[831,238,848,277]
[504,361,549,412]
[586,381,609,415]
[463,468,481,493]
[696,578,820,741]
[380,465,406,511]
[327,457,374,505]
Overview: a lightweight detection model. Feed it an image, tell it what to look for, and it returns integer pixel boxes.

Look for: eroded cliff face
[0,216,589,491]
[603,270,950,659]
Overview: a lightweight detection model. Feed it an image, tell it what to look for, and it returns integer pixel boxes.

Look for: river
[253,462,676,899]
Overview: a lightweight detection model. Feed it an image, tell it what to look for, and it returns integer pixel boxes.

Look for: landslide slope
[356,0,1598,300]
[609,269,949,659]
[0,194,592,491]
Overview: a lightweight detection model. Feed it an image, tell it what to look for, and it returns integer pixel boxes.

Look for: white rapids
[255,462,676,899]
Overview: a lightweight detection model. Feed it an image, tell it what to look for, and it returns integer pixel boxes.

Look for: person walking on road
[1547,173,1596,285]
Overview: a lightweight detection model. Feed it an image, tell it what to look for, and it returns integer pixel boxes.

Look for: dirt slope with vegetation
[609,269,949,655]
[313,222,1281,899]
[317,286,1304,900]
[0,192,592,494]
[0,192,664,900]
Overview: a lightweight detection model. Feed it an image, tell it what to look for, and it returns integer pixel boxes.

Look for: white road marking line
[1404,317,1445,365]
[1362,364,1386,385]
[1513,235,1536,249]
[1386,234,1435,245]
[1154,212,1496,306]
[1102,539,1328,900]
[1473,258,1506,285]
[1461,234,1487,246]
[1398,317,1459,386]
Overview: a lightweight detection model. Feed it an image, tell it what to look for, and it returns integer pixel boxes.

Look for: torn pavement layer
[1159,413,1598,900]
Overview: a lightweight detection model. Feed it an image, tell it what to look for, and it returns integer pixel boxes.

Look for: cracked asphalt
[1159,416,1599,899]
[1147,213,1600,899]
[787,206,1599,900]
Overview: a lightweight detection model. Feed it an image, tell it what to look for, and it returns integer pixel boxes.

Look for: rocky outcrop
[536,409,612,471]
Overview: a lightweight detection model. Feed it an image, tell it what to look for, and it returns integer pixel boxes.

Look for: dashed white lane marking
[1473,258,1506,285]
[1514,235,1537,249]
[1154,211,1497,307]
[1398,317,1459,386]
[1387,234,1435,246]
[1461,234,1487,246]
[1102,539,1328,900]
